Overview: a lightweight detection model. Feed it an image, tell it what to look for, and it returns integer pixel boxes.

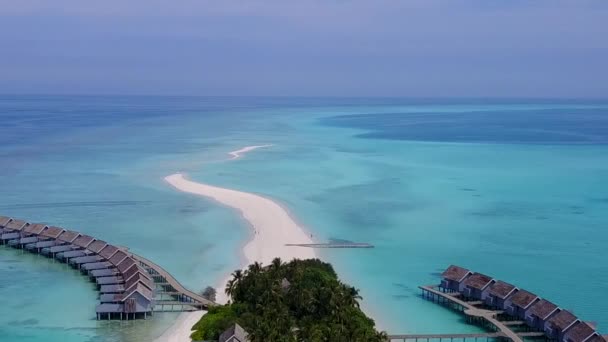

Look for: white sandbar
[228,144,272,159]
[165,172,316,304]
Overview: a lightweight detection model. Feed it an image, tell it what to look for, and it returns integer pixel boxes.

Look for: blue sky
[0,0,607,97]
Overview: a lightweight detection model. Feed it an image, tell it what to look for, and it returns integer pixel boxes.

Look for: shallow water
[0,96,607,341]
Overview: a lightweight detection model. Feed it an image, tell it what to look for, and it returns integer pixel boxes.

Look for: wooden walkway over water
[130,252,215,311]
[0,215,217,319]
[418,286,524,342]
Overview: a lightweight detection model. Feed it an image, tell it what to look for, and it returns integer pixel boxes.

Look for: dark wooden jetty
[413,265,607,342]
[285,242,374,248]
[0,215,217,320]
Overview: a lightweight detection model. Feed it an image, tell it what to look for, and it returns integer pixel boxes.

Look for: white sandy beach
[159,145,316,341]
[154,311,206,342]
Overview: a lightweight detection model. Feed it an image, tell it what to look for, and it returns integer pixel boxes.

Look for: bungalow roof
[126,272,153,290]
[122,282,153,302]
[547,310,578,331]
[586,335,606,342]
[99,245,119,260]
[110,251,129,266]
[463,273,494,290]
[117,258,136,273]
[40,226,64,239]
[73,235,95,248]
[442,265,472,282]
[565,322,597,342]
[5,219,28,231]
[528,299,559,320]
[57,230,80,243]
[488,281,517,299]
[510,289,539,309]
[0,216,12,228]
[24,223,47,235]
[87,240,108,254]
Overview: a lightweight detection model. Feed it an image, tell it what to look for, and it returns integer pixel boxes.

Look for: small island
[191,258,387,341]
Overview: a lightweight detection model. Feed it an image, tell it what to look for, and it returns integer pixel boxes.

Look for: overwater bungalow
[545,310,579,341]
[57,230,80,244]
[110,250,129,266]
[440,265,472,292]
[99,245,119,260]
[87,240,108,254]
[1,219,29,243]
[73,234,95,249]
[27,226,65,252]
[506,289,540,319]
[96,282,154,319]
[485,280,518,309]
[117,256,135,270]
[0,216,11,228]
[21,223,48,238]
[462,273,495,300]
[12,224,47,247]
[525,299,560,330]
[563,322,602,342]
[41,230,80,255]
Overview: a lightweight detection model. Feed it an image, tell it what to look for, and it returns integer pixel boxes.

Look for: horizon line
[1,93,607,101]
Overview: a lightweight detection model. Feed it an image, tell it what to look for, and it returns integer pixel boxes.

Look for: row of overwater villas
[0,216,155,319]
[440,265,605,342]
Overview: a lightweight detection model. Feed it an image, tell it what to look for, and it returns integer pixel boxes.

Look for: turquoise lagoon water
[0,96,607,341]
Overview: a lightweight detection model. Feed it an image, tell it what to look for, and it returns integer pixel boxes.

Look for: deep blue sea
[1,96,607,341]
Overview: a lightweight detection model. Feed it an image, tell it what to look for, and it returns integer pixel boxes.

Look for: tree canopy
[191,258,387,342]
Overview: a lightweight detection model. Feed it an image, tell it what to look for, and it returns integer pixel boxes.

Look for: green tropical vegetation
[191,258,387,341]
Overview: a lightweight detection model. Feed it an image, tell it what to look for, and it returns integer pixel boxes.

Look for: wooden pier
[0,215,217,320]
[419,285,523,342]
[130,252,215,310]
[431,265,607,342]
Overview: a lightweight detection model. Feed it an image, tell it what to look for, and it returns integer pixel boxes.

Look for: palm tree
[225,269,244,297]
[346,285,362,308]
[270,257,283,272]
[248,261,263,275]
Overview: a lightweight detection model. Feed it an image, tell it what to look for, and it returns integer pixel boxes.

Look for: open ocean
[0,96,607,341]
